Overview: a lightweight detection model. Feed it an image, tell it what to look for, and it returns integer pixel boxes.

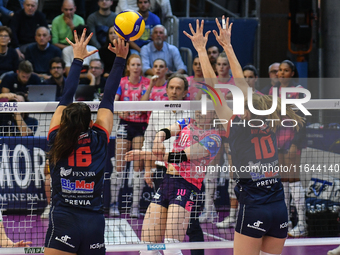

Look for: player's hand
[213,16,233,49]
[152,142,166,157]
[13,240,32,247]
[183,19,210,52]
[66,29,97,60]
[108,38,129,59]
[144,171,153,188]
[125,150,143,162]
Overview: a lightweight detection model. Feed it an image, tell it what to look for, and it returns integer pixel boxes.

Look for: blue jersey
[226,116,284,205]
[48,124,109,212]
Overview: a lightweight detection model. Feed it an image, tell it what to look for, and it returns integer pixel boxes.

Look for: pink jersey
[216,76,235,99]
[269,84,304,99]
[166,118,222,190]
[185,76,204,100]
[142,82,169,101]
[116,76,150,123]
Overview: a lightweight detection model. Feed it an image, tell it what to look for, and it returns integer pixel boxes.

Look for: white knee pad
[163,238,182,255]
[259,251,281,255]
[228,179,237,199]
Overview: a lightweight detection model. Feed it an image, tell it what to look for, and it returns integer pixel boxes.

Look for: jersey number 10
[250,136,275,160]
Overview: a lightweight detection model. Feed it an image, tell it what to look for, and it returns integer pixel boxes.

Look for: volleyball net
[0,98,340,253]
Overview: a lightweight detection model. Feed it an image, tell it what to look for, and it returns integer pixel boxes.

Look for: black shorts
[235,199,288,238]
[45,206,105,254]
[116,119,148,141]
[152,174,200,212]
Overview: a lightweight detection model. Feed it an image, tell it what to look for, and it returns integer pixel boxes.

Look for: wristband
[158,128,171,140]
[168,150,188,163]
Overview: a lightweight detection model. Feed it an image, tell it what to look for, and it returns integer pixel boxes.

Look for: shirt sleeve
[62,47,73,67]
[140,44,151,74]
[51,17,59,44]
[169,44,187,72]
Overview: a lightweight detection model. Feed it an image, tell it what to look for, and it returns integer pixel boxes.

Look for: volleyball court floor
[3,211,337,255]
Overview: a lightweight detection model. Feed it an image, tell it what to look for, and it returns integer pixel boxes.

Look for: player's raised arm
[184,19,232,123]
[213,16,249,99]
[49,29,97,130]
[95,38,129,133]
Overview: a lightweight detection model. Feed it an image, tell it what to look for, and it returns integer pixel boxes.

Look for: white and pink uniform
[116,76,150,123]
[166,118,222,190]
[142,82,169,101]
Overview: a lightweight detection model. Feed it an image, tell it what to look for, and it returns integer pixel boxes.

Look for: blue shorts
[116,119,147,141]
[235,199,288,238]
[152,174,200,212]
[45,206,105,254]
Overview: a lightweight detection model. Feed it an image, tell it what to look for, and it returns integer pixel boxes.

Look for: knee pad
[228,179,237,199]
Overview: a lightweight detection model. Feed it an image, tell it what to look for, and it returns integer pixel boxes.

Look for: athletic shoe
[109,204,120,217]
[216,216,236,228]
[328,245,340,255]
[40,205,50,219]
[130,207,140,218]
[198,210,218,223]
[288,222,307,237]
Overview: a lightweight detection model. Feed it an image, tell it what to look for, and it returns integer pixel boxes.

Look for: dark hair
[74,25,90,38]
[242,64,258,77]
[104,25,115,48]
[90,59,104,69]
[153,58,167,67]
[167,73,188,92]
[49,57,66,69]
[280,60,299,78]
[0,26,12,39]
[137,0,149,4]
[18,60,33,73]
[49,103,91,165]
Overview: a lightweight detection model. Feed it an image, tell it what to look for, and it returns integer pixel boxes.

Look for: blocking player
[44,30,128,255]
[184,17,304,255]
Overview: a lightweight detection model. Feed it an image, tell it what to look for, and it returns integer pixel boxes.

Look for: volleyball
[114,10,145,42]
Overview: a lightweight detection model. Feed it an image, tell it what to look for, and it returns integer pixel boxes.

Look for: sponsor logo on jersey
[280,222,288,229]
[55,235,75,248]
[123,97,130,101]
[247,220,265,232]
[193,135,199,141]
[72,171,96,177]
[175,195,182,201]
[90,243,105,249]
[60,167,72,177]
[79,133,89,140]
[64,199,91,206]
[61,178,94,193]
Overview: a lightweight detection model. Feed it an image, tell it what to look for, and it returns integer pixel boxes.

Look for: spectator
[0,210,32,247]
[110,54,150,217]
[0,0,16,26]
[129,0,160,55]
[0,92,38,136]
[140,25,187,76]
[207,45,219,75]
[51,0,84,50]
[260,62,280,95]
[62,25,100,76]
[99,25,130,76]
[79,59,106,92]
[86,0,116,49]
[1,60,41,93]
[186,56,203,100]
[141,58,168,101]
[0,26,19,78]
[10,0,48,59]
[242,64,259,93]
[43,57,66,101]
[25,26,62,80]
